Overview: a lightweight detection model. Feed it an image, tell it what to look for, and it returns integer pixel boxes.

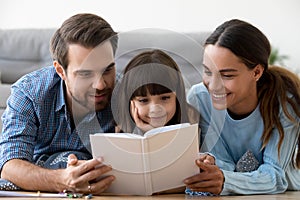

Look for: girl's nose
[149,104,165,114]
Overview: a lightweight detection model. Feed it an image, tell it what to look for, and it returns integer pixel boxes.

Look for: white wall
[1,0,299,72]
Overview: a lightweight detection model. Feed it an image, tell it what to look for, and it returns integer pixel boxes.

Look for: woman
[185,19,300,195]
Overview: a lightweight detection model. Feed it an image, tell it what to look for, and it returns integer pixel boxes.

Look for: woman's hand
[198,153,215,165]
[184,160,224,195]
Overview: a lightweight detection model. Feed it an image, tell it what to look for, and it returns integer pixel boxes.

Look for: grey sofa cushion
[0,84,10,108]
[0,84,10,133]
[0,29,55,84]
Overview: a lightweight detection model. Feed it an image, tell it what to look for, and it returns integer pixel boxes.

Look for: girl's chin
[149,121,166,128]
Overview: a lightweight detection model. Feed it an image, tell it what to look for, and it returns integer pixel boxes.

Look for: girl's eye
[161,96,171,101]
[137,98,148,103]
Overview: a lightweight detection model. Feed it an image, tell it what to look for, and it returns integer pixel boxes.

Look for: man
[0,13,118,194]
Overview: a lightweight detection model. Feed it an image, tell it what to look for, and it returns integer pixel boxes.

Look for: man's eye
[104,67,112,73]
[103,65,115,74]
[78,71,92,77]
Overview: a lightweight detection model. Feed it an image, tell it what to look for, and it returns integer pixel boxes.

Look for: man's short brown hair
[50,13,117,69]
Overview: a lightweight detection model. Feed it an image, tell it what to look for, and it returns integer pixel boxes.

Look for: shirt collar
[55,80,66,112]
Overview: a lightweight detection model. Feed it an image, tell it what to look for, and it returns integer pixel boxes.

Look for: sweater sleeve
[221,100,300,195]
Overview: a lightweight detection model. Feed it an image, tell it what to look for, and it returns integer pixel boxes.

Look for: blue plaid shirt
[0,66,115,171]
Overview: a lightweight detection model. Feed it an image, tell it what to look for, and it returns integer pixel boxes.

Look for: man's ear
[54,61,67,80]
[253,64,264,82]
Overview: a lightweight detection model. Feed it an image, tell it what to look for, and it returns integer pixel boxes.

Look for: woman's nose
[207,74,224,92]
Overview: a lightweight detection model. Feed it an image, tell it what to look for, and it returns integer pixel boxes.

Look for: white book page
[94,132,143,139]
[144,123,190,137]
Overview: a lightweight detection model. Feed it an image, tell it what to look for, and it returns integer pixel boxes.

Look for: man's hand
[184,160,224,195]
[64,154,115,195]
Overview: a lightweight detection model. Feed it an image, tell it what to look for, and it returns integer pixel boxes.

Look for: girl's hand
[130,101,154,132]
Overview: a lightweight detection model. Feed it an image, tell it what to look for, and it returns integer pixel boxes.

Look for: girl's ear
[54,61,67,80]
[253,64,264,82]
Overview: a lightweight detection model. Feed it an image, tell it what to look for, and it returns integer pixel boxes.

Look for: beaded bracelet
[61,190,93,199]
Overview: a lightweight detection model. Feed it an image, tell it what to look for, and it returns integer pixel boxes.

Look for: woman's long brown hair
[205,19,300,168]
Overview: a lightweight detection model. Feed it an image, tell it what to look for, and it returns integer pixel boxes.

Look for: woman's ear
[253,64,264,82]
[54,61,67,80]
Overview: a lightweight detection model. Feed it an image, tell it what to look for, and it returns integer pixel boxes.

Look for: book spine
[141,138,153,195]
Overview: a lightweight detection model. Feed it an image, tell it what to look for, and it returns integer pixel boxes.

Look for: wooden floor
[0,191,299,199]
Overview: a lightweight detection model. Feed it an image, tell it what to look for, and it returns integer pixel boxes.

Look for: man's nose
[92,76,106,90]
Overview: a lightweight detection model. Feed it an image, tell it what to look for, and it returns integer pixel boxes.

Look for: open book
[90,123,199,195]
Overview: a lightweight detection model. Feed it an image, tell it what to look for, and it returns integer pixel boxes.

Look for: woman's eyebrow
[202,64,210,70]
[219,68,238,73]
[203,63,238,73]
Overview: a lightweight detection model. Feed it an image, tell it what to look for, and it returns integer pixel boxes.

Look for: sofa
[0,28,211,133]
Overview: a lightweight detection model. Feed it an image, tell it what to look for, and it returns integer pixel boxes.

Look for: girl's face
[132,92,177,128]
[203,45,263,115]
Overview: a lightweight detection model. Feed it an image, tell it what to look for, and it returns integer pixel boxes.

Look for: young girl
[112,49,200,134]
[185,19,300,195]
[112,49,214,195]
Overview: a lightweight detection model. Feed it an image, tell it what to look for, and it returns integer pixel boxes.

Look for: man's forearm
[1,159,65,192]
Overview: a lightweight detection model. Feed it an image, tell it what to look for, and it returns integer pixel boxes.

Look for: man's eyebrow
[105,62,115,69]
[75,69,92,73]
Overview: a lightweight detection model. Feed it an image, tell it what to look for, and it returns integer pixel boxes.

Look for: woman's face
[132,92,177,128]
[202,45,262,115]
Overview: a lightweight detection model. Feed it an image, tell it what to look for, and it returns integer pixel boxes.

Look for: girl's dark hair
[112,49,199,133]
[205,19,300,168]
[50,13,118,70]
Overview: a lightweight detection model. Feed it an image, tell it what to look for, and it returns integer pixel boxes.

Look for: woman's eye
[204,70,212,76]
[222,74,235,79]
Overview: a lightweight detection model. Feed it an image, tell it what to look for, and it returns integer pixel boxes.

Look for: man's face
[55,41,115,115]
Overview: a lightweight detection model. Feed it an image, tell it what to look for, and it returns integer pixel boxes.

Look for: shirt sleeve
[0,84,38,171]
[221,100,300,195]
